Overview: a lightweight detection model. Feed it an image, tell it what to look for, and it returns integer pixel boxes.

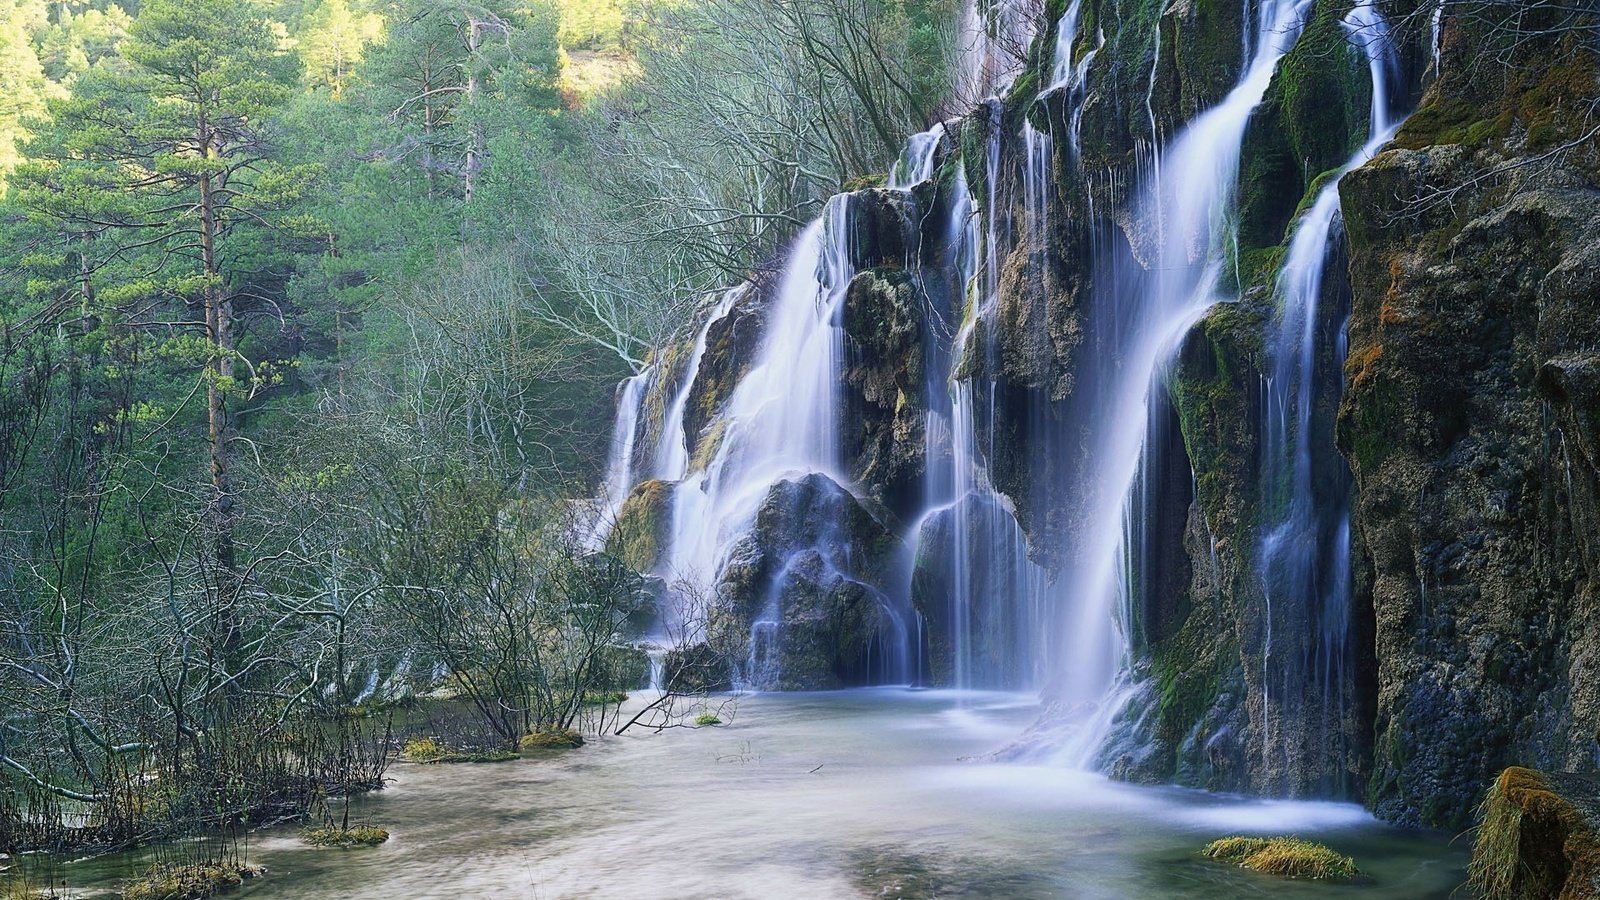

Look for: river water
[40,690,1466,898]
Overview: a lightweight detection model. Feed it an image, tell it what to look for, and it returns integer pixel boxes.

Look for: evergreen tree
[11,0,314,695]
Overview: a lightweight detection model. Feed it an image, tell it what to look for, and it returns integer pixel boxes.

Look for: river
[41,689,1467,898]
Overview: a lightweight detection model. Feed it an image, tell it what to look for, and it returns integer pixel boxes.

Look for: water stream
[36,692,1467,899]
[1255,0,1400,788]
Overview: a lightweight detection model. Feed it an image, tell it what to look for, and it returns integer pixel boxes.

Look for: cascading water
[890,127,943,190]
[1036,0,1319,765]
[954,0,1041,101]
[1255,0,1399,790]
[586,367,654,549]
[588,0,1370,783]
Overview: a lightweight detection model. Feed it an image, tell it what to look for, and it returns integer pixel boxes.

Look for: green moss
[605,479,674,573]
[1396,31,1598,159]
[1234,246,1286,294]
[400,737,518,764]
[959,113,989,201]
[1203,836,1359,880]
[300,825,390,847]
[123,863,264,900]
[519,728,585,750]
[843,173,887,192]
[1236,0,1369,251]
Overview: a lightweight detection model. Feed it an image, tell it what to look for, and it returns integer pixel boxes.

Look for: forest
[0,0,953,857]
[2,0,1599,897]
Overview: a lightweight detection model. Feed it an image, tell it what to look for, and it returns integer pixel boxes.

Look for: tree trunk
[464,16,482,204]
[197,116,241,673]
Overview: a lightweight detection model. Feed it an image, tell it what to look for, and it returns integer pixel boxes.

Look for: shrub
[693,713,722,727]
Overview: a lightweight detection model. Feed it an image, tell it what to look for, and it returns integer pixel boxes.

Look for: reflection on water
[36,690,1466,898]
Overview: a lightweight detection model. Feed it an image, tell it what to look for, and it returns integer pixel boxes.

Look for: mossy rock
[1202,836,1359,880]
[1469,767,1600,900]
[122,863,264,900]
[300,825,390,847]
[681,289,764,463]
[663,642,733,693]
[605,479,675,573]
[1235,0,1370,253]
[519,728,585,750]
[842,267,926,511]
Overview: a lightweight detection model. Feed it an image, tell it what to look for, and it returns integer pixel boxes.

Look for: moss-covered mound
[123,862,263,900]
[300,825,390,847]
[518,728,584,750]
[1202,836,1359,880]
[400,737,518,764]
[1470,767,1600,900]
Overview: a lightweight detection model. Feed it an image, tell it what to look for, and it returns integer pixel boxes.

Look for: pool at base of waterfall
[47,691,1465,898]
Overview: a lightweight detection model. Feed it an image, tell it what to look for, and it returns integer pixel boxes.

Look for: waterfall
[1042,0,1318,765]
[1047,0,1085,90]
[586,367,654,549]
[954,0,1041,101]
[659,196,854,619]
[1255,0,1399,788]
[654,286,746,482]
[890,127,943,190]
[590,0,1357,747]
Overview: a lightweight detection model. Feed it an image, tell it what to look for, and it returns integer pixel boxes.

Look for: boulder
[716,473,911,689]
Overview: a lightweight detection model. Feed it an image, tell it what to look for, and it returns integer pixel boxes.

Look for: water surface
[46,690,1468,898]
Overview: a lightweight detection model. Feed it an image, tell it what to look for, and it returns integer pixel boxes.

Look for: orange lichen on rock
[1470,766,1600,900]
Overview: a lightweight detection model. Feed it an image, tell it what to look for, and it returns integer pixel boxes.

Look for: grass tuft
[693,712,722,727]
[400,737,518,764]
[518,728,585,750]
[1469,766,1600,900]
[299,825,390,847]
[122,863,263,900]
[1202,836,1359,880]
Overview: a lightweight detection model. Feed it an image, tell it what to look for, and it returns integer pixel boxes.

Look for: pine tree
[12,0,315,707]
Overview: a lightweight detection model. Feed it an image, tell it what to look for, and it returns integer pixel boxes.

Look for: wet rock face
[1337,29,1600,824]
[1236,0,1372,253]
[681,289,765,466]
[843,268,926,516]
[716,473,910,690]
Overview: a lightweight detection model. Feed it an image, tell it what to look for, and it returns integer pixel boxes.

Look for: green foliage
[0,0,944,849]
